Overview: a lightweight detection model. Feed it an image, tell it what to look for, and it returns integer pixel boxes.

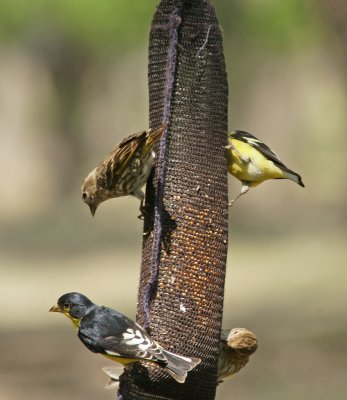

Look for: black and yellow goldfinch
[218,328,258,382]
[81,125,165,216]
[49,292,200,383]
[225,130,304,205]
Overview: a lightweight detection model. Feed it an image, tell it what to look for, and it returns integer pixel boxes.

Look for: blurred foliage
[0,0,329,52]
[0,0,158,52]
[0,1,346,399]
[218,0,327,51]
[0,1,344,235]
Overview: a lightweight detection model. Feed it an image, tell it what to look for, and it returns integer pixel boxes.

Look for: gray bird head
[49,292,95,320]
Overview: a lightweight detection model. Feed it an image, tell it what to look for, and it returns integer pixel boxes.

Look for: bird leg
[135,196,153,236]
[138,199,146,220]
[102,365,124,390]
[130,190,146,219]
[228,184,250,206]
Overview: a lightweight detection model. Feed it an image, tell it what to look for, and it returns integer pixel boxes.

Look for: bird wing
[96,130,149,191]
[231,131,287,168]
[99,332,166,364]
[78,307,167,364]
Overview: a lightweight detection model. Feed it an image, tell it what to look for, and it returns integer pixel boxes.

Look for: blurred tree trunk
[319,0,347,68]
[32,34,91,195]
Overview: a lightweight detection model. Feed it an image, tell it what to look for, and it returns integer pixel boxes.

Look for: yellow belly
[227,139,284,185]
[103,354,136,365]
[69,316,136,366]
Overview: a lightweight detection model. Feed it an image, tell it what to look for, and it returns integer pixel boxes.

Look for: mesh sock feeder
[119,0,228,398]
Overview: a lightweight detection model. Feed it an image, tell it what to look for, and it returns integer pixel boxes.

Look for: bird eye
[82,192,88,201]
[63,303,69,309]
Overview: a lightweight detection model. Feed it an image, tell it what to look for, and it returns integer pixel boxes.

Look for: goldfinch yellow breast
[225,130,304,205]
[228,138,286,185]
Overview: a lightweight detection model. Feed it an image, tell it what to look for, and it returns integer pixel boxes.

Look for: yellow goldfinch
[50,292,200,383]
[225,130,304,205]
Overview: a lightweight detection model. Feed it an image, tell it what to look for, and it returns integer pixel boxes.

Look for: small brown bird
[81,125,165,216]
[218,328,258,381]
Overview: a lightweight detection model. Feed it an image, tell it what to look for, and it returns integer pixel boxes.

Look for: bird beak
[49,304,62,313]
[88,203,97,217]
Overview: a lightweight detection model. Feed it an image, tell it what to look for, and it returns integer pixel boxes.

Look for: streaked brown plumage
[81,125,165,216]
[218,328,258,381]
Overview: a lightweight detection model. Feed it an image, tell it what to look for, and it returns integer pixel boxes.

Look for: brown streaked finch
[81,125,165,216]
[218,327,258,381]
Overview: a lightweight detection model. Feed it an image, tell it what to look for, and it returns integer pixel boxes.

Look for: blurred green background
[1,0,346,399]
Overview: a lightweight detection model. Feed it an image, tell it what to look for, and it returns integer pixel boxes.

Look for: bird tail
[102,365,124,390]
[162,349,201,383]
[145,124,167,149]
[280,167,305,188]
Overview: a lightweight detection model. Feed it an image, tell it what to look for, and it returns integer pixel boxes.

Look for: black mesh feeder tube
[119,0,229,398]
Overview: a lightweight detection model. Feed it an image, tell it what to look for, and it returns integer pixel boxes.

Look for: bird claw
[138,200,147,220]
